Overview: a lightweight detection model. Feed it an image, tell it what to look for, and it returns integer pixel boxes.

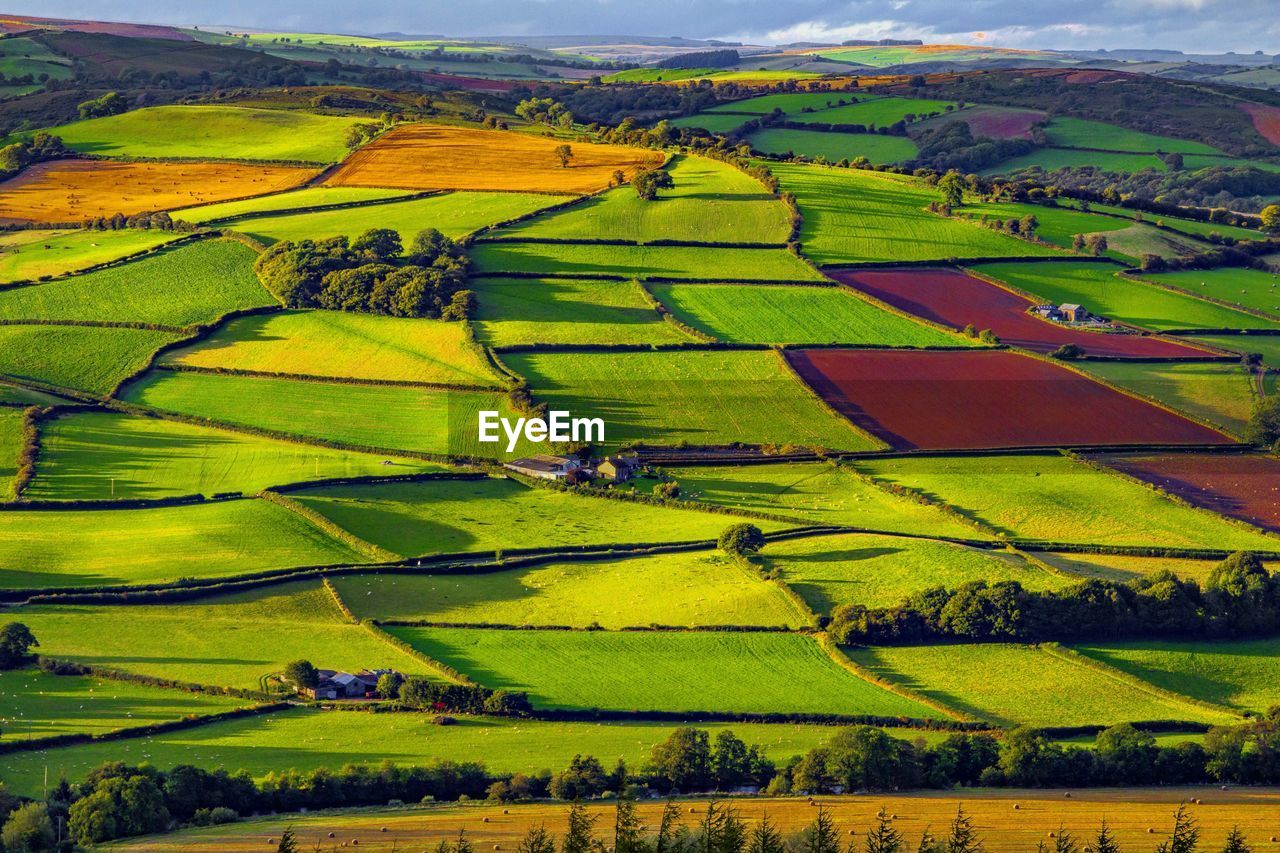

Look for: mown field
[292,477,788,558]
[649,282,967,345]
[1081,360,1256,436]
[746,129,918,164]
[706,92,869,114]
[0,238,272,327]
[0,407,23,501]
[787,97,955,127]
[1043,117,1224,155]
[846,643,1241,728]
[956,200,1132,255]
[0,498,367,590]
[25,412,441,501]
[170,187,415,224]
[387,626,945,717]
[1057,200,1262,241]
[0,228,181,283]
[501,349,879,449]
[1098,223,1217,263]
[1188,332,1280,368]
[161,310,503,386]
[0,36,73,79]
[470,242,824,281]
[1145,267,1280,319]
[0,324,178,396]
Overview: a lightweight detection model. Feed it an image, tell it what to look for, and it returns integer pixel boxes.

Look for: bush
[1245,396,1280,447]
[1049,343,1084,360]
[718,523,766,557]
[0,622,38,670]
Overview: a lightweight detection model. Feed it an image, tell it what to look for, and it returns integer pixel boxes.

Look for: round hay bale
[848,830,856,836]
[504,809,510,815]
[329,832,336,838]
[690,807,698,814]
[483,817,490,823]
[1013,804,1020,810]
[1064,792,1072,798]
[1149,828,1155,834]
[382,828,388,833]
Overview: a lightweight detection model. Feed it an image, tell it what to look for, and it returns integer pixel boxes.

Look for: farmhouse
[504,454,583,481]
[1059,303,1090,323]
[305,669,400,700]
[596,455,640,482]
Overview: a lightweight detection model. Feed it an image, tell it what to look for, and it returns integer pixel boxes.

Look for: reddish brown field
[833,268,1212,359]
[1240,103,1280,146]
[0,14,192,39]
[786,349,1233,450]
[952,105,1047,139]
[1097,451,1280,532]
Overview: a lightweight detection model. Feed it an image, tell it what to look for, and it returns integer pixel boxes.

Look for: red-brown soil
[1096,452,1280,532]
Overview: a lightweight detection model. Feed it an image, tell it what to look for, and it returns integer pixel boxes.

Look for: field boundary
[259,489,401,562]
[196,189,442,226]
[151,362,507,393]
[814,633,977,724]
[0,228,199,286]
[363,621,474,685]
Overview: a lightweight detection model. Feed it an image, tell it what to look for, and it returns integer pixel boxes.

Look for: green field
[987,148,1168,176]
[854,453,1280,550]
[501,349,879,449]
[331,549,808,627]
[1035,552,1242,585]
[660,462,990,539]
[1058,201,1262,242]
[121,370,533,459]
[1187,333,1280,368]
[1073,638,1280,714]
[669,113,754,133]
[0,238,272,327]
[0,229,182,283]
[971,261,1276,332]
[747,129,917,164]
[706,93,869,115]
[0,407,22,501]
[764,533,1067,613]
[221,192,570,244]
[788,98,955,127]
[1042,118,1224,155]
[768,163,1059,265]
[388,626,945,717]
[0,324,178,396]
[292,477,787,558]
[471,242,824,281]
[1081,360,1256,436]
[492,155,791,244]
[1094,223,1215,264]
[1145,268,1280,319]
[846,643,1239,728]
[0,498,367,590]
[12,581,438,690]
[0,381,66,406]
[0,36,73,79]
[473,277,692,346]
[170,187,416,224]
[1182,154,1280,173]
[0,668,249,741]
[25,411,442,501]
[161,310,502,386]
[50,105,366,163]
[957,201,1132,255]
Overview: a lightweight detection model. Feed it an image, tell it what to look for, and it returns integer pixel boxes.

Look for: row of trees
[0,132,66,181]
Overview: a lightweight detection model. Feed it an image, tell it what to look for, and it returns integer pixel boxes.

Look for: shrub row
[0,230,205,287]
[11,404,45,498]
[362,621,475,685]
[0,317,186,333]
[35,657,277,702]
[374,620,801,633]
[490,341,772,354]
[473,236,790,249]
[635,280,718,342]
[270,470,488,494]
[154,362,503,393]
[259,489,398,562]
[322,576,360,625]
[199,190,440,226]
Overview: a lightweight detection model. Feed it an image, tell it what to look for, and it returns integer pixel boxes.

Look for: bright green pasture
[1187,334,1280,368]
[853,453,1280,550]
[747,129,917,164]
[649,282,967,345]
[986,148,1168,176]
[332,549,807,627]
[0,229,181,284]
[1081,360,1256,436]
[765,533,1066,614]
[161,310,502,386]
[1043,117,1224,155]
[0,668,248,741]
[1058,200,1262,241]
[0,407,22,501]
[957,201,1131,255]
[664,462,988,539]
[0,239,271,327]
[0,382,64,406]
[121,370,532,459]
[1146,268,1280,320]
[493,155,791,244]
[971,261,1276,332]
[608,67,721,83]
[1096,223,1215,263]
[388,627,945,718]
[171,187,416,224]
[669,113,754,133]
[501,349,879,450]
[0,37,73,79]
[25,412,441,501]
[1183,154,1280,173]
[0,498,367,590]
[706,93,869,115]
[0,325,178,396]
[471,242,823,281]
[51,105,365,163]
[1035,552,1236,586]
[768,163,1057,265]
[292,478,786,558]
[13,581,437,690]
[846,643,1239,728]
[1073,638,1280,714]
[789,98,954,127]
[221,192,570,244]
[473,277,691,346]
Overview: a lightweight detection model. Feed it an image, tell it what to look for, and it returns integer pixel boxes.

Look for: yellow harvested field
[325,124,664,193]
[0,159,319,223]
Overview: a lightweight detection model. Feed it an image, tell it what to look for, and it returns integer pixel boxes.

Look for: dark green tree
[351,228,403,262]
[1154,804,1199,853]
[614,798,644,853]
[650,727,713,791]
[747,812,785,853]
[1221,826,1251,853]
[718,524,766,558]
[518,824,557,853]
[863,808,904,853]
[0,623,37,669]
[1093,819,1120,853]
[937,172,965,208]
[656,800,684,853]
[276,827,298,853]
[944,807,982,853]
[562,801,599,853]
[282,660,318,690]
[800,805,840,853]
[1245,396,1280,447]
[1,802,56,853]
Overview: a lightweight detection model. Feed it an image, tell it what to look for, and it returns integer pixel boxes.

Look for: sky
[19,1,1280,53]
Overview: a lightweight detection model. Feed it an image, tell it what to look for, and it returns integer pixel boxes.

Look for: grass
[291,478,788,558]
[1096,224,1215,264]
[764,533,1068,614]
[1145,267,1280,319]
[1188,333,1280,368]
[0,325,178,396]
[971,261,1276,332]
[0,238,272,327]
[50,105,366,163]
[1043,117,1224,155]
[669,113,754,133]
[706,93,870,114]
[1073,638,1280,714]
[853,453,1280,550]
[0,499,368,590]
[491,154,791,244]
[846,643,1239,728]
[160,310,502,386]
[1081,360,1257,436]
[501,349,879,450]
[987,148,1168,176]
[663,462,989,539]
[956,200,1132,255]
[0,382,65,406]
[0,36,73,79]
[767,163,1059,265]
[331,549,808,627]
[1058,200,1261,242]
[387,627,945,717]
[746,129,917,164]
[0,407,22,500]
[12,581,438,690]
[471,242,824,281]
[0,229,181,283]
[0,668,249,741]
[170,187,415,224]
[25,411,442,501]
[648,283,968,345]
[788,98,955,127]
[220,192,569,245]
[472,277,692,346]
[1035,552,1243,585]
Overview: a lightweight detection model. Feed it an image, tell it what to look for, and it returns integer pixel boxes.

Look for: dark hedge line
[3,492,227,511]
[35,657,276,702]
[270,470,488,494]
[200,190,440,226]
[0,231,207,286]
[0,317,187,333]
[11,404,44,497]
[1162,327,1280,337]
[469,192,598,239]
[490,341,773,353]
[154,363,504,393]
[374,620,801,633]
[525,707,985,730]
[635,280,717,342]
[473,236,790,249]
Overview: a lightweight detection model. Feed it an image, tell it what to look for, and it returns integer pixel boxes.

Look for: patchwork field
[669,112,754,133]
[387,626,946,717]
[0,407,22,501]
[1187,333,1280,368]
[1042,117,1224,155]
[0,324,178,396]
[1035,552,1235,585]
[170,186,415,224]
[502,349,880,449]
[918,104,1046,139]
[471,242,824,281]
[324,124,663,193]
[0,228,181,283]
[746,129,917,164]
[0,159,317,223]
[1145,267,1280,319]
[706,93,870,114]
[1081,360,1256,436]
[1096,451,1280,533]
[986,149,1168,176]
[957,201,1133,255]
[787,97,955,127]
